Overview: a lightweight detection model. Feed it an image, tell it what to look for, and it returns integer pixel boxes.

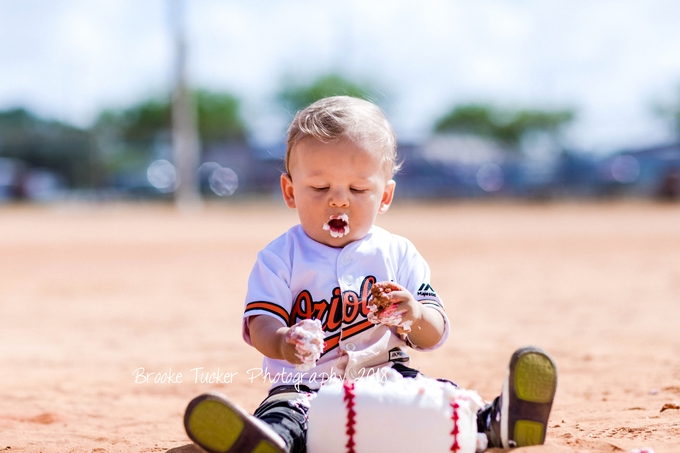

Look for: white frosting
[285,319,325,371]
[367,299,413,332]
[322,213,350,238]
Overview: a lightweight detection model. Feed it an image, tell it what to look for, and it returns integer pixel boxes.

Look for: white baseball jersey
[243,224,449,389]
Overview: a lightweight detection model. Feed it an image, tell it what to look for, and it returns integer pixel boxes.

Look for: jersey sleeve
[242,249,292,346]
[396,237,450,351]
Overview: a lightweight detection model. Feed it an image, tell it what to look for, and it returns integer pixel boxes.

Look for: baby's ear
[378,180,396,214]
[280,173,296,209]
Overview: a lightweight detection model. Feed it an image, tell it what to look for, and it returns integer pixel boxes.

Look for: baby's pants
[253,384,314,453]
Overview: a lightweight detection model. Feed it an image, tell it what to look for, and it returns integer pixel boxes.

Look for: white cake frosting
[285,318,325,371]
[307,370,485,453]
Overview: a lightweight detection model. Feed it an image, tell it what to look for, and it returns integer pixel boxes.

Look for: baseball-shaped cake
[307,371,485,453]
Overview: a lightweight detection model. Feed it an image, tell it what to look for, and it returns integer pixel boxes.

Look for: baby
[182,96,557,453]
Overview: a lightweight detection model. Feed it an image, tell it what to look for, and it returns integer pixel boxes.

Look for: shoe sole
[501,347,557,448]
[184,392,285,453]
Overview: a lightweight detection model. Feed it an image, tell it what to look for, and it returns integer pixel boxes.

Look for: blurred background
[1,0,680,204]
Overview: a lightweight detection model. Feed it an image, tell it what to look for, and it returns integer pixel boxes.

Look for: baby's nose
[329,191,350,207]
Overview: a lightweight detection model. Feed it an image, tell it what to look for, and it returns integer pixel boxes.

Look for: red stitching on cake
[450,401,460,452]
[343,380,357,453]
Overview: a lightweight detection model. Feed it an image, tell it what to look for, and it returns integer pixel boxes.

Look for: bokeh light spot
[611,155,640,183]
[147,159,177,192]
[209,167,239,196]
[476,163,504,192]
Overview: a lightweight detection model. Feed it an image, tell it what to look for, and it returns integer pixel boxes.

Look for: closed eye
[350,188,368,194]
[312,187,329,192]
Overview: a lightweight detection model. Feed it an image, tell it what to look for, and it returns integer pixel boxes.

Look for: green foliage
[277,74,377,113]
[98,145,155,175]
[434,104,498,138]
[0,108,101,187]
[95,89,247,145]
[97,98,169,144]
[194,90,247,142]
[434,104,575,148]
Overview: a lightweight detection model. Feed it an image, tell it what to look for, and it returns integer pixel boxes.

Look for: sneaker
[184,392,287,453]
[486,346,558,448]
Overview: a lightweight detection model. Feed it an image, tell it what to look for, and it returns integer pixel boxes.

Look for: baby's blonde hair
[285,96,399,176]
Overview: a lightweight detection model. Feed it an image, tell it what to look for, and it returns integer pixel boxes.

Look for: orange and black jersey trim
[244,301,290,326]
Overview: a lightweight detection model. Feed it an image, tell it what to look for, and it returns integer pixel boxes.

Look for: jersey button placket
[338,251,355,346]
[339,274,353,343]
[340,253,352,266]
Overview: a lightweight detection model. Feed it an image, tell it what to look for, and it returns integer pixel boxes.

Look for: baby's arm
[396,297,446,349]
[248,315,302,364]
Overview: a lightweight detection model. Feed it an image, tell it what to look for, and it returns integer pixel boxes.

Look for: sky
[2,0,680,153]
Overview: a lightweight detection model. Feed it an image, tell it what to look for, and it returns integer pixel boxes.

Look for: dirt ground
[1,200,679,453]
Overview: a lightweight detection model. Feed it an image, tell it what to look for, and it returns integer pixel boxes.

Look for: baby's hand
[284,319,325,371]
[280,333,303,365]
[368,281,421,332]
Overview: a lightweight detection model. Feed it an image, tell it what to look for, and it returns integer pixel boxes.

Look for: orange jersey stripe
[322,333,340,356]
[244,301,290,325]
[341,319,374,339]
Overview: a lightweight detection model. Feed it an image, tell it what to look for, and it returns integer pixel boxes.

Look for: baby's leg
[184,388,313,453]
[253,385,316,453]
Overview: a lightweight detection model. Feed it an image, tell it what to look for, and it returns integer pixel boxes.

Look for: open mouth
[322,214,350,238]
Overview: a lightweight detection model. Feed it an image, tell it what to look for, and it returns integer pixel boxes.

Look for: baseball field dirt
[1,200,679,452]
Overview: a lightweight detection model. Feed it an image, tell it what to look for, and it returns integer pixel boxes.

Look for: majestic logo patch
[416,283,437,298]
[388,347,410,363]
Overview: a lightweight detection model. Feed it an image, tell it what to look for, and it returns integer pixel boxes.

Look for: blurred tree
[94,89,248,182]
[433,104,575,149]
[194,90,247,143]
[0,108,101,188]
[96,98,169,144]
[95,89,247,145]
[94,98,170,176]
[277,73,378,113]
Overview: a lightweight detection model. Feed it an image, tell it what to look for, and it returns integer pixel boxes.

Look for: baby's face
[281,137,395,248]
